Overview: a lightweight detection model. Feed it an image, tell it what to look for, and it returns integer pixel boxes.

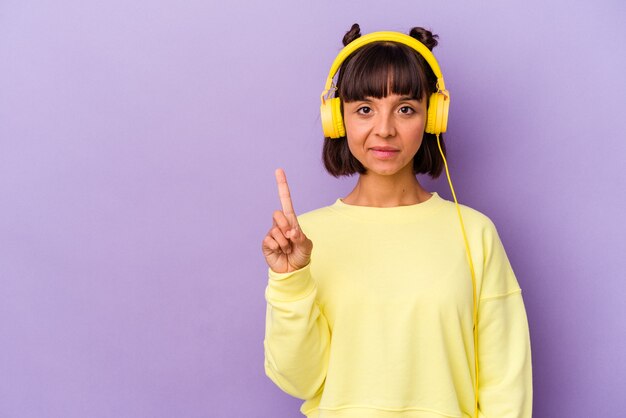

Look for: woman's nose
[375,112,396,138]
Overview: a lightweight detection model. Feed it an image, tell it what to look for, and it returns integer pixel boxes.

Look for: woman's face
[343,93,428,177]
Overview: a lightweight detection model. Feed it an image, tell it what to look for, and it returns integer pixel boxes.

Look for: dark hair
[322,23,447,178]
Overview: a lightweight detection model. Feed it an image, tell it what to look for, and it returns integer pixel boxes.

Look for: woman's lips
[370,149,400,159]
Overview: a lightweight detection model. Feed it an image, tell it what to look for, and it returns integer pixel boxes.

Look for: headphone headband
[320,31,447,104]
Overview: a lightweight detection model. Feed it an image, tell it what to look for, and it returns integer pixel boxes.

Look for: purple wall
[1,1,625,417]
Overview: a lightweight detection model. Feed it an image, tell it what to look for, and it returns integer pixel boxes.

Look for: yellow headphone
[320,31,450,139]
[320,31,480,418]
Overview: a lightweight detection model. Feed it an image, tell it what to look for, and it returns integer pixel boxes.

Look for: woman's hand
[262,168,313,273]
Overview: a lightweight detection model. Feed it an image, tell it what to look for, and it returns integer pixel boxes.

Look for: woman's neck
[342,170,431,208]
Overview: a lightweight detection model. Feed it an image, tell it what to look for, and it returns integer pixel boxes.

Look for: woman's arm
[477,291,532,417]
[263,262,331,400]
[477,221,533,417]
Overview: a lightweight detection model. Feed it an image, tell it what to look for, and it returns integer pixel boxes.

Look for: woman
[261,23,532,418]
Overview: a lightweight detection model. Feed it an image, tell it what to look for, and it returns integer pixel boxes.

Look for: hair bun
[342,23,361,46]
[409,27,439,50]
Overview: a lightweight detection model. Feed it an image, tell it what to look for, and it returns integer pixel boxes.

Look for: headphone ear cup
[425,92,449,134]
[321,97,345,138]
[440,93,449,133]
[331,98,345,138]
[425,93,438,134]
[321,99,334,138]
[435,93,444,134]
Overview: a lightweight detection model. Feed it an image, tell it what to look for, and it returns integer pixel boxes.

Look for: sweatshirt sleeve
[263,262,331,400]
[477,221,533,418]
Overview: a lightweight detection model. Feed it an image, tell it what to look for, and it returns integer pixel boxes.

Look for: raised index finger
[275,168,298,224]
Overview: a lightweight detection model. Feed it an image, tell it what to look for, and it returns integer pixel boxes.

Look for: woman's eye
[399,106,415,114]
[356,106,372,115]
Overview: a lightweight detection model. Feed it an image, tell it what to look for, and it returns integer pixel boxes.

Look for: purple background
[1,1,625,417]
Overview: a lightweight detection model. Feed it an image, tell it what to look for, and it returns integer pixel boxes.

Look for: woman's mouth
[370,148,400,159]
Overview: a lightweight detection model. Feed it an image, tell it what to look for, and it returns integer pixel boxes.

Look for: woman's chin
[363,160,413,177]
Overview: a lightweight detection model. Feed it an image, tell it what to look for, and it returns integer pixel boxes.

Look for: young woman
[261,23,532,418]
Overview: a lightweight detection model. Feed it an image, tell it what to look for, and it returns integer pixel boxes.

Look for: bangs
[337,42,431,102]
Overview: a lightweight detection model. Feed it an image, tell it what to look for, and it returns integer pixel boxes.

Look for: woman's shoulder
[439,196,499,232]
[295,200,340,225]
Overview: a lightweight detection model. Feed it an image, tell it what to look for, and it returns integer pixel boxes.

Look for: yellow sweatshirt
[263,192,532,417]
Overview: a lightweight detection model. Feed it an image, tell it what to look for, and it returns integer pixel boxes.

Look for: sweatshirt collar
[329,192,444,223]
